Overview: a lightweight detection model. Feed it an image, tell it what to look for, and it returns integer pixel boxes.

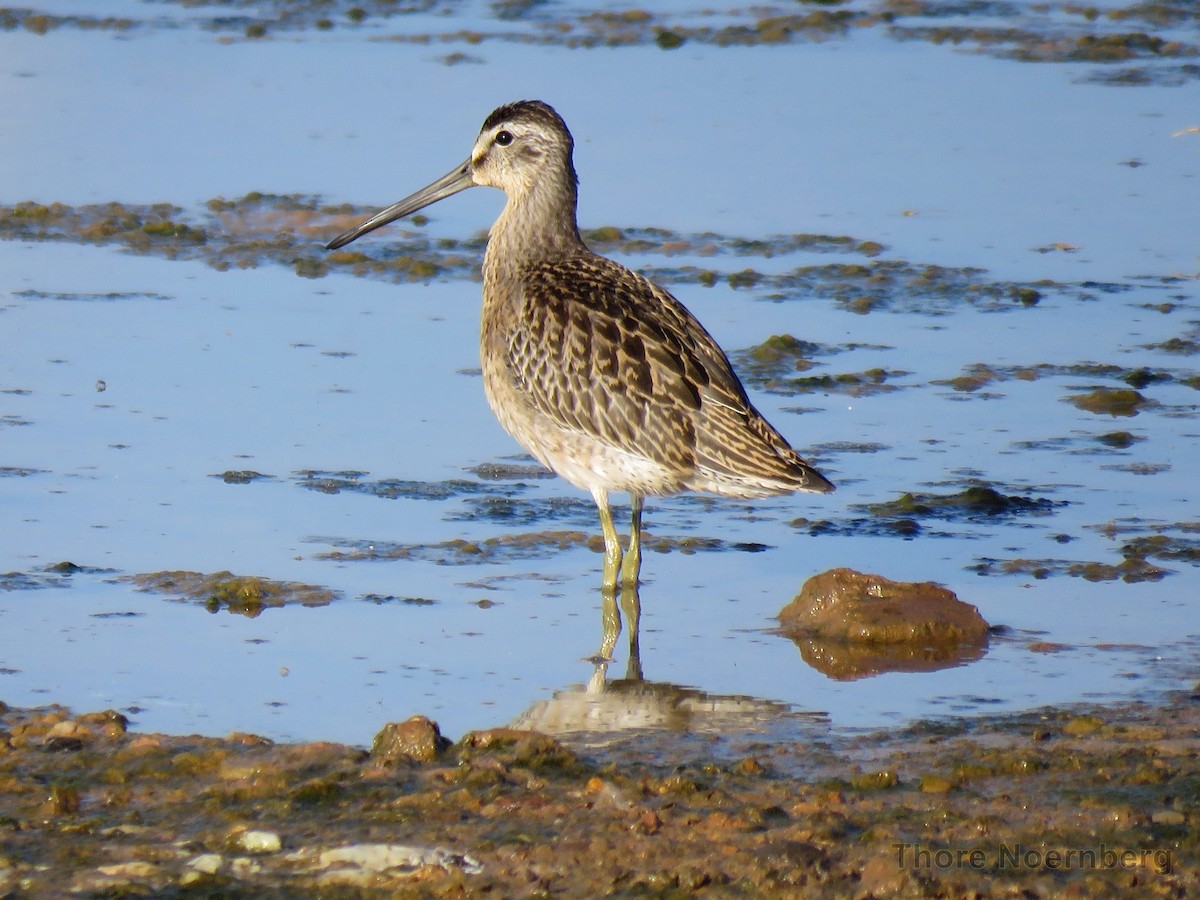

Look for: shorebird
[326,100,834,615]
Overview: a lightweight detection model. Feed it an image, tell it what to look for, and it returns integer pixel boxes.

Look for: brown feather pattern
[501,251,832,498]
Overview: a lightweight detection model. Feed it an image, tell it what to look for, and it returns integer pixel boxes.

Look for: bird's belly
[481,359,681,497]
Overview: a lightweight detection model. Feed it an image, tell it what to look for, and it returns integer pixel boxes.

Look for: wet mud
[1,693,1197,897]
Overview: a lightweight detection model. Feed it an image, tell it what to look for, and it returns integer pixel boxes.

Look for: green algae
[447,495,598,527]
[888,0,1199,73]
[868,484,1062,521]
[1095,430,1145,449]
[935,361,1192,403]
[0,465,48,477]
[0,196,882,287]
[787,367,907,395]
[124,570,339,615]
[215,470,273,484]
[1146,325,1200,356]
[971,523,1200,582]
[3,197,1183,332]
[732,334,824,386]
[3,0,1196,79]
[0,562,114,592]
[0,9,135,33]
[768,260,1071,314]
[293,469,504,501]
[313,529,767,564]
[360,593,438,606]
[792,483,1068,542]
[468,460,555,481]
[733,336,909,395]
[314,531,593,564]
[972,555,1172,582]
[13,288,172,303]
[1067,387,1152,416]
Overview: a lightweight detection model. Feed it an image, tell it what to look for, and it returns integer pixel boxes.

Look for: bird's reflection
[596,581,641,675]
[512,661,802,737]
[514,580,819,737]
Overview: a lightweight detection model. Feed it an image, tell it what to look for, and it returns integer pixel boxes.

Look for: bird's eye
[495,130,513,146]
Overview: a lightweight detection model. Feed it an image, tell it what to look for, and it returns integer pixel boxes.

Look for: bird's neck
[484,171,585,280]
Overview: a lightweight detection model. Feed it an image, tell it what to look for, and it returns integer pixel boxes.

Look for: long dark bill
[325,159,475,250]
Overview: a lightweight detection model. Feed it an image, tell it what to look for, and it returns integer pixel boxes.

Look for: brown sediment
[0,693,1196,895]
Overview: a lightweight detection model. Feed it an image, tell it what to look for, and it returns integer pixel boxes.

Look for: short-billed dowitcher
[326,100,833,605]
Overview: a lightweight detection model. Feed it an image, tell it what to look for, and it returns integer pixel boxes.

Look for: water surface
[2,0,1198,745]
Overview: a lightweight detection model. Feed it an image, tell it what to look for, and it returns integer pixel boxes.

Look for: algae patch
[0,196,885,288]
[123,570,339,615]
[0,562,115,592]
[313,530,768,565]
[971,521,1200,582]
[867,484,1062,522]
[3,0,1197,87]
[312,531,593,564]
[1067,387,1154,417]
[293,469,505,501]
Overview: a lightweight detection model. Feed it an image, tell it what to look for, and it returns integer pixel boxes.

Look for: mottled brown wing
[654,279,834,495]
[507,253,832,495]
[506,254,710,478]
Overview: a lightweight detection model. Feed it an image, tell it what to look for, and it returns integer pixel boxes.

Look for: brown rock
[778,569,989,679]
[370,716,450,765]
[779,568,989,643]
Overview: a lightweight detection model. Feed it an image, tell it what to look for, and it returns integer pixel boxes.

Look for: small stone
[76,709,129,734]
[314,843,482,876]
[919,774,954,793]
[1152,810,1185,826]
[371,716,451,765]
[99,825,152,839]
[587,778,634,809]
[636,810,663,834]
[734,757,765,776]
[1063,715,1105,736]
[188,853,224,875]
[233,829,282,854]
[42,785,81,815]
[46,720,95,741]
[217,760,261,780]
[229,857,263,878]
[95,861,161,880]
[849,769,899,791]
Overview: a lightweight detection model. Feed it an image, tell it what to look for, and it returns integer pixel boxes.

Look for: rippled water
[2,1,1198,746]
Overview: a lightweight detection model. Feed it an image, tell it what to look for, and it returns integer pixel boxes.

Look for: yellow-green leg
[593,488,623,596]
[594,492,646,662]
[594,489,623,658]
[619,582,642,680]
[619,494,643,590]
[617,495,642,654]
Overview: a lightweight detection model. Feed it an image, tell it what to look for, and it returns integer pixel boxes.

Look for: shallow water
[2,1,1198,746]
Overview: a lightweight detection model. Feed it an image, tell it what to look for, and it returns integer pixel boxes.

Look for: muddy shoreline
[1,690,1196,897]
